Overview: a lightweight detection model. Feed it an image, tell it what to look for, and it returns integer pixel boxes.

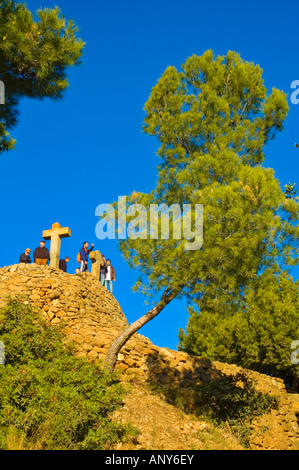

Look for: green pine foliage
[179,269,299,389]
[0,300,134,450]
[0,0,84,151]
[107,50,299,379]
[117,50,298,305]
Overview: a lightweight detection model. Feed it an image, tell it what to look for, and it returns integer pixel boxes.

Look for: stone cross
[43,222,71,269]
[89,250,105,280]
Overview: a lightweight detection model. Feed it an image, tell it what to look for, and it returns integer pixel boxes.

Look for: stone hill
[0,262,298,450]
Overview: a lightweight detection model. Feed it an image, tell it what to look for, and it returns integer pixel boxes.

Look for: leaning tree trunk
[104,287,178,372]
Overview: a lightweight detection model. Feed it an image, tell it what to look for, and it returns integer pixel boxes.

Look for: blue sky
[1,0,299,350]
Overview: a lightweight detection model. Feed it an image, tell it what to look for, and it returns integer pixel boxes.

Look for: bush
[195,374,279,446]
[194,374,278,424]
[155,373,279,448]
[0,299,134,450]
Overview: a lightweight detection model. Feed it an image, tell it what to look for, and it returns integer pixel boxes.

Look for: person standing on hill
[19,248,32,264]
[104,259,116,293]
[79,241,94,272]
[59,256,70,273]
[33,240,50,265]
[100,254,107,285]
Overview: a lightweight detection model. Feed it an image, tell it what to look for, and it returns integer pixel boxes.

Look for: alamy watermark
[291,340,299,365]
[0,81,5,104]
[95,196,203,251]
[290,80,299,105]
[0,341,4,365]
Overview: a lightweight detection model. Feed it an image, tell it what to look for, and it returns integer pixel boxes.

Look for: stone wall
[0,263,298,450]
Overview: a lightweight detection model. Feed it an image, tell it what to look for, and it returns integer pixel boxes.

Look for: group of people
[74,241,116,294]
[19,240,50,265]
[19,240,116,294]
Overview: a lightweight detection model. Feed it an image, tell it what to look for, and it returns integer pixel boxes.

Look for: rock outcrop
[0,263,298,450]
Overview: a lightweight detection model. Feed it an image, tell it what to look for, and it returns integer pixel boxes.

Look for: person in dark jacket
[79,242,94,272]
[19,248,32,264]
[33,240,50,265]
[59,256,70,272]
[100,254,107,285]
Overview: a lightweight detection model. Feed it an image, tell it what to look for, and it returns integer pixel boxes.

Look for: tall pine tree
[0,0,84,152]
[104,50,299,371]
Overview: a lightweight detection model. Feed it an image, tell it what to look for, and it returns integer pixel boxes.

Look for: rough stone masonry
[0,262,298,450]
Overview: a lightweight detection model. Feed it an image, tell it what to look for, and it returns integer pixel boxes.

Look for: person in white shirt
[104,259,116,293]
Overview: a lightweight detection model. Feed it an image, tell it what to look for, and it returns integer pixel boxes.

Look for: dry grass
[111,381,244,450]
[6,415,56,450]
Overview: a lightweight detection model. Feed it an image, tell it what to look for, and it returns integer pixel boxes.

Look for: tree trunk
[104,287,178,372]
